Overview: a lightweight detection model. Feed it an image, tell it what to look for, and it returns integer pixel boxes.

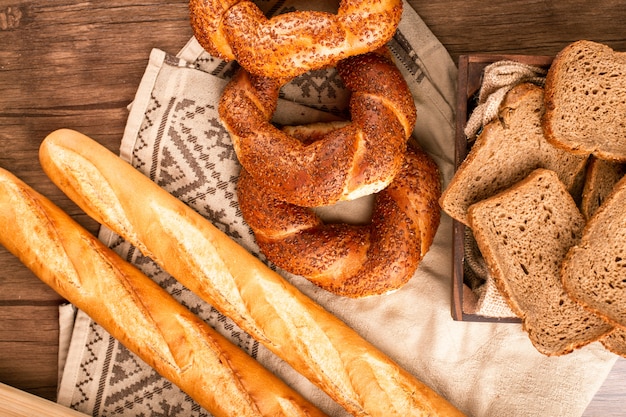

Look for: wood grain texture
[0,382,90,416]
[0,0,624,413]
[0,0,193,402]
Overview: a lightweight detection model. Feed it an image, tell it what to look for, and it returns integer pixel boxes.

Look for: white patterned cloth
[56,1,617,416]
[464,60,547,140]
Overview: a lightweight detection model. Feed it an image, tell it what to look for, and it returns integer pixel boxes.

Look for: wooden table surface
[0,0,624,415]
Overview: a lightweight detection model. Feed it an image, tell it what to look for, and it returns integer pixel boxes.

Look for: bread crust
[440,83,588,226]
[189,0,403,78]
[0,168,327,417]
[580,156,626,219]
[601,328,626,357]
[39,129,465,417]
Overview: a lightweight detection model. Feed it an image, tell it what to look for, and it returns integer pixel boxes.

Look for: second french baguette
[0,167,327,417]
[39,128,465,417]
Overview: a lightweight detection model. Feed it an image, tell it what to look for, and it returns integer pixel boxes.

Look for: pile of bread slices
[440,40,626,357]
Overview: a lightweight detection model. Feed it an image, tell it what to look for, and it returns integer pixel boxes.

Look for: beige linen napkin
[57,1,618,416]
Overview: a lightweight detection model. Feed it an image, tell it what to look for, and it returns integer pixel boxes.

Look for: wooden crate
[451,54,553,322]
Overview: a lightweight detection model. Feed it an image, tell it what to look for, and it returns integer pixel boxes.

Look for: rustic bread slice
[562,174,626,329]
[543,40,626,161]
[468,168,613,356]
[440,83,588,226]
[580,156,626,219]
[601,328,626,358]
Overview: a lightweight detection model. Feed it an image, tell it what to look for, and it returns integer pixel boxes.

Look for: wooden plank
[0,256,63,304]
[0,306,61,401]
[0,0,191,404]
[0,382,88,416]
[412,0,626,60]
[584,357,626,416]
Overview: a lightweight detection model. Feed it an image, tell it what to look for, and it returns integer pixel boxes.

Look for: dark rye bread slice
[562,174,626,329]
[440,83,588,226]
[468,169,613,356]
[580,156,626,219]
[543,40,626,162]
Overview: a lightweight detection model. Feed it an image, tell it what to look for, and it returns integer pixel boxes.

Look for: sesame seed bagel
[219,49,417,207]
[236,145,442,298]
[189,0,403,78]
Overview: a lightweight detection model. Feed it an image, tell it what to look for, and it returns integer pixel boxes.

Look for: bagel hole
[274,1,340,14]
[272,66,350,126]
[314,194,375,225]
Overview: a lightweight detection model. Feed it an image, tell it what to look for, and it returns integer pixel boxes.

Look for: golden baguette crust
[0,167,327,417]
[39,129,466,417]
[189,0,403,78]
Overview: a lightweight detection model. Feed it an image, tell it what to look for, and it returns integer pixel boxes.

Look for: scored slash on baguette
[439,82,588,226]
[467,168,613,356]
[543,40,626,161]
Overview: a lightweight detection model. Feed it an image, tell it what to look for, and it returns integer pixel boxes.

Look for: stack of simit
[190,0,444,299]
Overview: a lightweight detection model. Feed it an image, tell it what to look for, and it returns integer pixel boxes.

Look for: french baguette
[39,128,465,417]
[0,167,327,417]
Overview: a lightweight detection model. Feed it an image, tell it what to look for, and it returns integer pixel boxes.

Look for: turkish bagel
[219,49,417,207]
[237,144,442,298]
[189,0,403,78]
